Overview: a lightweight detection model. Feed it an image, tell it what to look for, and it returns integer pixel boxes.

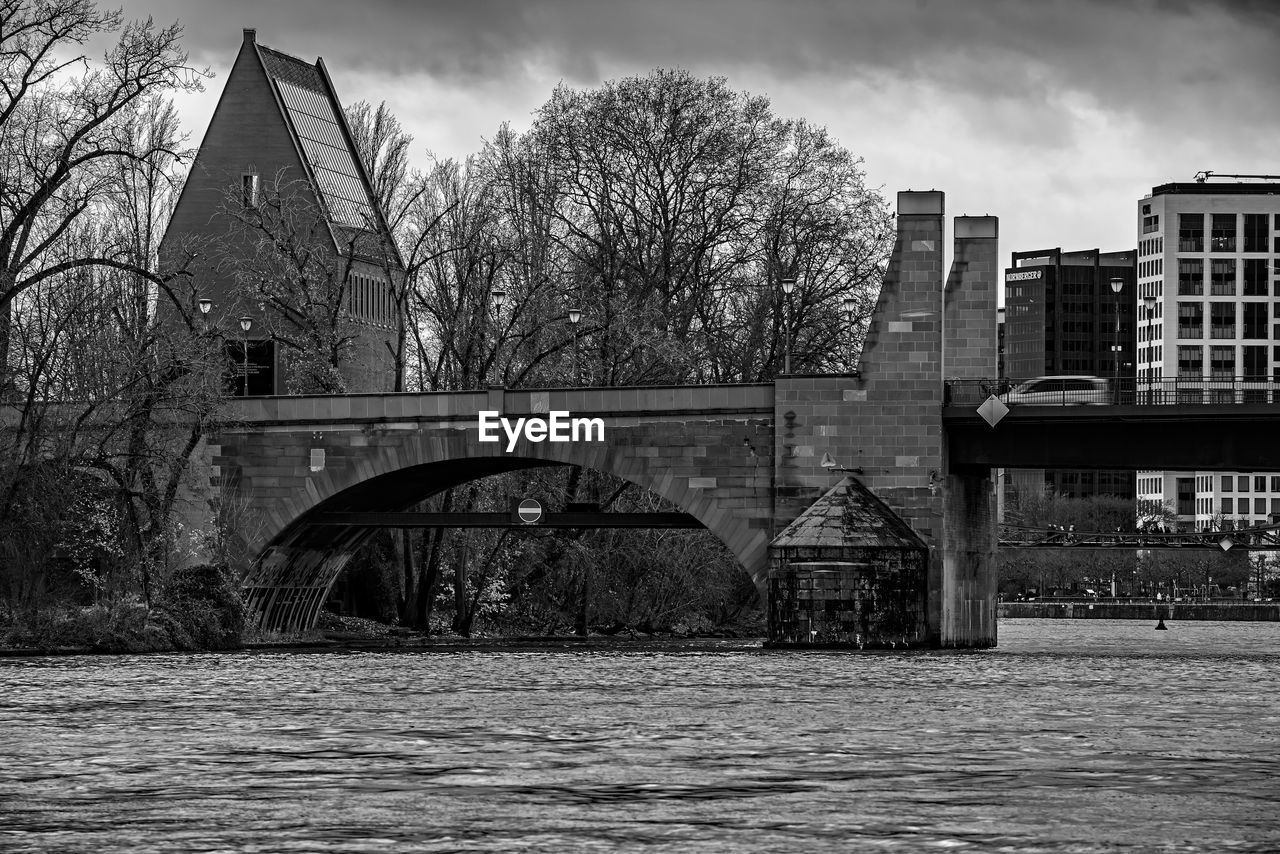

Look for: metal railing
[1000,521,1280,550]
[945,376,1280,407]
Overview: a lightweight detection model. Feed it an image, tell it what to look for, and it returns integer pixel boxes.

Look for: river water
[1,619,1278,853]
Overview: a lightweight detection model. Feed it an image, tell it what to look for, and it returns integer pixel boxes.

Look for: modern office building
[160,29,404,394]
[1136,179,1280,530]
[1002,247,1137,502]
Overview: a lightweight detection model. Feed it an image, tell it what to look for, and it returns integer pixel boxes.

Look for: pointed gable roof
[771,476,928,550]
[251,35,403,269]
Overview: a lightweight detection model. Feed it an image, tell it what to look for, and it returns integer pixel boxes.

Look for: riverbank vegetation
[1,0,889,651]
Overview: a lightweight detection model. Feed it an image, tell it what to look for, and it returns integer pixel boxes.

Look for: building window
[1177,345,1203,377]
[1178,213,1203,252]
[1209,345,1234,378]
[1210,302,1236,339]
[1210,213,1236,252]
[1257,498,1267,515]
[1239,476,1250,492]
[241,173,259,209]
[1222,475,1233,492]
[1244,259,1268,296]
[1243,303,1267,339]
[1177,302,1203,339]
[1210,259,1236,296]
[1143,213,1160,234]
[1178,259,1204,295]
[1243,214,1269,252]
[1244,345,1267,380]
[1222,497,1234,514]
[1256,476,1267,493]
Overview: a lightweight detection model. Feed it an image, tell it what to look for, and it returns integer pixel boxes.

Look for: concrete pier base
[941,472,998,647]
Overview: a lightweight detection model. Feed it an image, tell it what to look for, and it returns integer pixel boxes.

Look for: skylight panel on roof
[274,79,375,230]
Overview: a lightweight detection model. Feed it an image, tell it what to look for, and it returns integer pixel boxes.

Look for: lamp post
[1142,293,1157,404]
[198,297,213,320]
[568,307,582,385]
[488,290,507,387]
[841,295,857,371]
[238,315,253,396]
[781,276,796,375]
[1110,277,1124,403]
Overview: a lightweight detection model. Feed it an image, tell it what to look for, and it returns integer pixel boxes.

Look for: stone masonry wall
[769,198,1002,647]
[766,551,928,647]
[211,385,778,628]
[941,216,1000,646]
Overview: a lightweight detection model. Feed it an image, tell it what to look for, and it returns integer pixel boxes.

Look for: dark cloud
[112,0,1277,259]
[129,0,1278,138]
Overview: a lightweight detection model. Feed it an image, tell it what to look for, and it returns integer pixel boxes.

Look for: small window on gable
[242,173,259,209]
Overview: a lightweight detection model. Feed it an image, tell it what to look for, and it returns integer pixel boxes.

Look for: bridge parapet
[223,383,776,425]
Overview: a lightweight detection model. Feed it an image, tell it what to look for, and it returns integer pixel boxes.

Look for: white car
[1001,375,1109,405]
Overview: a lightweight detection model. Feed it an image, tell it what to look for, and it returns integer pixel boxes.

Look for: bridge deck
[944,404,1280,471]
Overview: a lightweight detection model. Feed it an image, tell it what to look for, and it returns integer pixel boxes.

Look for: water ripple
[1,619,1278,852]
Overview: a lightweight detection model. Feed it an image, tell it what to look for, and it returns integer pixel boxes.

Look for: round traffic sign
[517,498,543,524]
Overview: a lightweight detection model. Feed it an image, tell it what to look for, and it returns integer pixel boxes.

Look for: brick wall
[160,30,398,393]
[209,386,779,628]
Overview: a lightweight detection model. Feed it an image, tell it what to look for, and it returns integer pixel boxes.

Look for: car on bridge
[1001,375,1110,406]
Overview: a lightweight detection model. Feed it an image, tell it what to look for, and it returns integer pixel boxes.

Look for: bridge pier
[763,195,1001,648]
[941,471,998,645]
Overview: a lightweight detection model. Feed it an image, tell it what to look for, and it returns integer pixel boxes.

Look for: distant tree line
[998,492,1271,600]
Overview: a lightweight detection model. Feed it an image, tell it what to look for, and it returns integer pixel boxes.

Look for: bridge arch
[233,421,771,630]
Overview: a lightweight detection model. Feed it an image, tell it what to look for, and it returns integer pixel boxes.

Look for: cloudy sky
[117,0,1278,277]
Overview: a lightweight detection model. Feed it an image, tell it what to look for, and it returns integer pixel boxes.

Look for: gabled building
[161,29,404,395]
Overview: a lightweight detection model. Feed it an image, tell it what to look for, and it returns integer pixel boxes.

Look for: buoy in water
[1155,618,1168,630]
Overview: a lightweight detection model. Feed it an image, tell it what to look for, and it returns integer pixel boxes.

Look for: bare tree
[217,171,367,394]
[0,0,207,385]
[476,69,893,386]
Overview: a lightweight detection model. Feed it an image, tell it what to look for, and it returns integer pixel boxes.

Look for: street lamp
[1110,277,1124,403]
[781,276,796,375]
[568,307,582,385]
[197,298,213,338]
[238,315,253,397]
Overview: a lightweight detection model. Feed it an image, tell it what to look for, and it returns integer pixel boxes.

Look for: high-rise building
[1002,247,1137,501]
[1136,180,1280,530]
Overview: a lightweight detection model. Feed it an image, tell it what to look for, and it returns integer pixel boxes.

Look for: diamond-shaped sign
[1218,536,1233,552]
[976,394,1009,428]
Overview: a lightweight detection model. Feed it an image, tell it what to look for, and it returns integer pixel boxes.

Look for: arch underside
[243,443,769,631]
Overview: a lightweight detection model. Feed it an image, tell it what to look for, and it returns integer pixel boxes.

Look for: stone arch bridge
[199,191,1001,648]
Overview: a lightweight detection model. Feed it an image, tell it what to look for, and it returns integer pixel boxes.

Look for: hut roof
[771,477,928,550]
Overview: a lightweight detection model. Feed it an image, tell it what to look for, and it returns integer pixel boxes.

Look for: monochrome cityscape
[1,2,1277,852]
